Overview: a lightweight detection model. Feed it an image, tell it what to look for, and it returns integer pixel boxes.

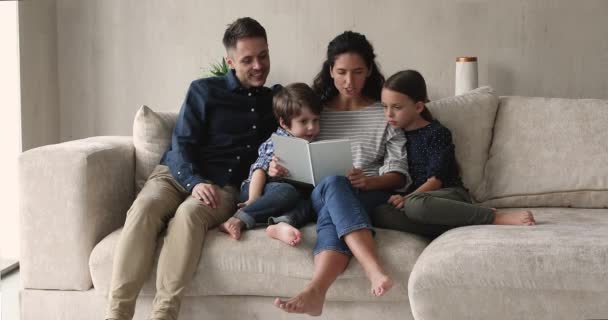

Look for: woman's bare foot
[273,285,325,316]
[218,217,244,239]
[493,209,536,226]
[369,271,393,297]
[266,222,302,246]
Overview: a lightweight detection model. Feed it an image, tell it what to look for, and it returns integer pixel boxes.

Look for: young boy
[219,83,322,245]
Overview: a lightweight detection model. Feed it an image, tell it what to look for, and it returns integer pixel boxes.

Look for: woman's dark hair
[384,70,434,122]
[222,17,267,50]
[312,31,385,103]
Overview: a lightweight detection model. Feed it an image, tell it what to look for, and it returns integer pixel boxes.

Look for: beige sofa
[19,87,608,320]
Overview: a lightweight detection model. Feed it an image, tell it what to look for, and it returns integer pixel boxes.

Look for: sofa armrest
[19,136,135,290]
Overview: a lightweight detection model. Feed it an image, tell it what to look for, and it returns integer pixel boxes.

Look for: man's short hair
[273,83,322,127]
[222,17,267,50]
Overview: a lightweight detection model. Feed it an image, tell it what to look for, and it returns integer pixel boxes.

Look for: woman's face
[329,53,371,99]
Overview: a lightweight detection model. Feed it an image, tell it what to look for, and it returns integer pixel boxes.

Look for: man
[105,17,278,320]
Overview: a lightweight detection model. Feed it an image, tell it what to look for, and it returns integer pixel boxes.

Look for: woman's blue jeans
[311,175,390,256]
[236,181,314,229]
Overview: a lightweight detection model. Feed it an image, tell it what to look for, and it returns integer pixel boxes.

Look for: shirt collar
[275,127,292,137]
[225,69,269,96]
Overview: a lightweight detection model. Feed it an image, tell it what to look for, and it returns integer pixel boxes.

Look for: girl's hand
[268,156,289,178]
[388,194,406,209]
[347,168,371,190]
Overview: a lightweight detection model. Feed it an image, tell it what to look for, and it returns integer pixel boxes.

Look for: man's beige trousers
[105,165,237,320]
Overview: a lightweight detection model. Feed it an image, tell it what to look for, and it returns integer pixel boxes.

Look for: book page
[308,139,353,185]
[271,134,314,185]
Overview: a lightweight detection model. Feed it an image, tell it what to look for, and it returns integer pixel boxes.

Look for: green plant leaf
[205,57,230,77]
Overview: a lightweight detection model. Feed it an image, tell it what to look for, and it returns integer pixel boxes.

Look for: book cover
[271,134,352,186]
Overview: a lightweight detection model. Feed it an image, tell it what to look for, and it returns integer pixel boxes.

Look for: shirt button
[247,145,251,148]
[186,183,191,187]
[252,125,257,129]
[177,171,181,175]
[236,156,240,160]
[248,92,252,97]
[228,169,232,172]
[251,108,255,112]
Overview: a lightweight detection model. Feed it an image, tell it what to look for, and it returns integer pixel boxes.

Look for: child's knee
[403,193,431,223]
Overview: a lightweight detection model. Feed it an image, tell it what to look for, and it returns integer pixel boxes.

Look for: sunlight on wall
[0,1,22,261]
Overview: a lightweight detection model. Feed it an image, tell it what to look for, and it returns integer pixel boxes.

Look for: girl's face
[329,53,371,99]
[381,88,425,130]
[280,105,321,142]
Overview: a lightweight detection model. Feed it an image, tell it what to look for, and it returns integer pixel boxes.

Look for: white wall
[0,1,21,261]
[23,0,608,142]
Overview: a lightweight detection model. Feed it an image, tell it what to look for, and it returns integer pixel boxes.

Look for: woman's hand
[388,194,406,209]
[347,168,371,190]
[268,156,289,178]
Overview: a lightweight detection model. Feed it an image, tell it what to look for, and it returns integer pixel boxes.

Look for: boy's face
[381,88,424,130]
[225,37,270,88]
[280,106,320,142]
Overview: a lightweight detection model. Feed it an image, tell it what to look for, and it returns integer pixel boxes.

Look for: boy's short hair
[273,83,322,127]
[222,17,267,50]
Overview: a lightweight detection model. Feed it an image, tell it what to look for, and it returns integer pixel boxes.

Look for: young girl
[271,31,408,316]
[219,83,320,246]
[380,70,535,232]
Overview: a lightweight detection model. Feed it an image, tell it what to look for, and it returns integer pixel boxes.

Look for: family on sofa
[104,17,535,320]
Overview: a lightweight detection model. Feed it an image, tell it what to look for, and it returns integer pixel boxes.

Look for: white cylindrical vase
[455,57,478,95]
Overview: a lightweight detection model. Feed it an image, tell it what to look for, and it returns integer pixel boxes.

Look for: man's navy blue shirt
[160,70,279,192]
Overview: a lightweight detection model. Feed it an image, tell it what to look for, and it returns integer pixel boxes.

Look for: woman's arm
[348,169,404,191]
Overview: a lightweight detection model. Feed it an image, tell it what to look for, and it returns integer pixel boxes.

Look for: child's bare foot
[369,271,393,297]
[493,210,536,226]
[273,285,325,316]
[218,217,244,239]
[266,222,302,246]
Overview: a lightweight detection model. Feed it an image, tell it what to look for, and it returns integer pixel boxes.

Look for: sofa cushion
[408,207,608,320]
[426,86,499,202]
[90,225,430,302]
[482,96,608,208]
[133,105,177,193]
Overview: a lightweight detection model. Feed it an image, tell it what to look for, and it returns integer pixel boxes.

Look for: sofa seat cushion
[90,225,430,302]
[408,207,608,320]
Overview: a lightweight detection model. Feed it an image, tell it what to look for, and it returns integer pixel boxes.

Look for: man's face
[225,37,270,88]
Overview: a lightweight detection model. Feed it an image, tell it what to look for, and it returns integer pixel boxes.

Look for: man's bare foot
[369,271,393,297]
[273,285,325,316]
[266,222,302,246]
[493,210,536,226]
[218,217,244,239]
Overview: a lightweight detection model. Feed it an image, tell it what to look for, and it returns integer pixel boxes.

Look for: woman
[271,31,410,316]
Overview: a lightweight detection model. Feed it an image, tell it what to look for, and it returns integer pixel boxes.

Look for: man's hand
[347,168,371,190]
[388,194,406,209]
[268,156,289,178]
[192,182,221,208]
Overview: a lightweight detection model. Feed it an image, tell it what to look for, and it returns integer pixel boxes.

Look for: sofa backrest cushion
[481,96,608,208]
[133,105,177,193]
[426,86,499,202]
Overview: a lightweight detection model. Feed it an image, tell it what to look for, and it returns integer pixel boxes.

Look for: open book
[271,134,353,186]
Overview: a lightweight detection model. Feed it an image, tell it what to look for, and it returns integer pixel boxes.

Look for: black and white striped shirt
[317,102,411,191]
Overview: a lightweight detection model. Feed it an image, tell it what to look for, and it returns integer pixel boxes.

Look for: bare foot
[369,272,393,297]
[266,222,302,246]
[493,210,536,226]
[218,217,244,240]
[273,286,325,316]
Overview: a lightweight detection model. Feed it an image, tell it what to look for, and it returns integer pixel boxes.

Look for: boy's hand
[388,194,406,209]
[347,168,371,190]
[237,198,255,208]
[192,182,220,208]
[268,156,289,178]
